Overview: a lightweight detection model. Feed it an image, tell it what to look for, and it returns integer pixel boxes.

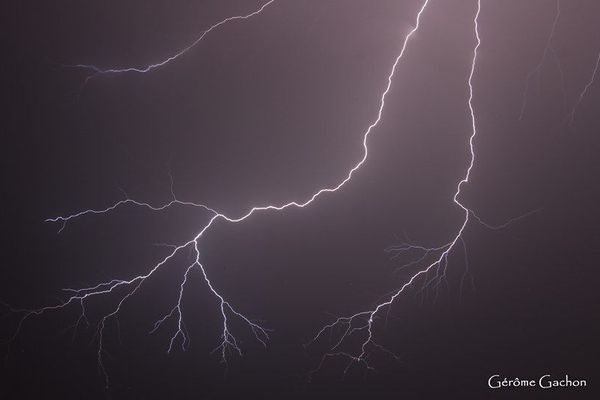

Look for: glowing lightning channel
[8,0,432,387]
[309,0,482,374]
[72,0,276,79]
[567,49,600,126]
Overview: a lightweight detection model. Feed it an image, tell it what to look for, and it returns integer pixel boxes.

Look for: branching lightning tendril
[72,0,277,82]
[568,49,600,125]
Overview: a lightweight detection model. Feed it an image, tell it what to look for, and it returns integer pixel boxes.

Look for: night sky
[2,0,599,399]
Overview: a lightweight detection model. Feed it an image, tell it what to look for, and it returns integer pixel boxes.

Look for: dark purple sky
[2,1,599,398]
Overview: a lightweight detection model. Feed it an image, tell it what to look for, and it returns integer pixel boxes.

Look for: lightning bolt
[308,0,481,374]
[7,0,433,387]
[568,49,600,126]
[72,0,276,81]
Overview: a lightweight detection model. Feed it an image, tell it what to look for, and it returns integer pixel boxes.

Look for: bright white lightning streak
[8,0,433,387]
[309,0,482,373]
[73,0,276,78]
